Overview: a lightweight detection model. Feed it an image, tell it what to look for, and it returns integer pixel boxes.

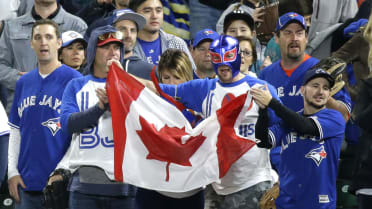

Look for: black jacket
[349,78,372,194]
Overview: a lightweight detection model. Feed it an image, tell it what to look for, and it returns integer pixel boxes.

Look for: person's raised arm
[251,85,319,136]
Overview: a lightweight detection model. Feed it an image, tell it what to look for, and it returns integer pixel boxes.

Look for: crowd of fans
[1,0,372,209]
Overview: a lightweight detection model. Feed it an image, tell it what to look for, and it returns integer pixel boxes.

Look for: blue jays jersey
[259,57,351,170]
[269,109,345,209]
[259,57,352,113]
[58,75,115,177]
[8,65,81,191]
[161,75,280,194]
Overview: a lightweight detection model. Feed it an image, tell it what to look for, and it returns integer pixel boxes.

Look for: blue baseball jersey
[259,57,351,170]
[161,75,280,194]
[269,109,345,209]
[8,65,81,191]
[259,57,352,113]
[138,37,162,65]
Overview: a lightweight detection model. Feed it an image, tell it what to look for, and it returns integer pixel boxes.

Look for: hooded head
[86,25,125,73]
[209,35,241,78]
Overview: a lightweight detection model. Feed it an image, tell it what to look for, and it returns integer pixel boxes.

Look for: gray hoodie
[85,25,125,74]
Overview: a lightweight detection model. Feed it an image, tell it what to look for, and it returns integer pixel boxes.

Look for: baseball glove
[311,56,347,96]
[259,183,279,209]
[43,169,71,209]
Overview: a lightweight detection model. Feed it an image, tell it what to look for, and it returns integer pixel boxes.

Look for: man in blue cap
[259,11,351,134]
[190,29,219,79]
[257,12,351,208]
[252,67,345,209]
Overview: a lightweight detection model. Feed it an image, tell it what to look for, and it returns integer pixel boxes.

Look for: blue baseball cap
[276,12,307,32]
[303,68,335,88]
[192,29,219,48]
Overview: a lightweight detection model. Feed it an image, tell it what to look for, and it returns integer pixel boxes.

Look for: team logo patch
[305,145,327,166]
[203,30,214,35]
[42,117,62,136]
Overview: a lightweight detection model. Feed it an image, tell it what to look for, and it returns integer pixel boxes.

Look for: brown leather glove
[259,183,279,209]
[312,57,347,96]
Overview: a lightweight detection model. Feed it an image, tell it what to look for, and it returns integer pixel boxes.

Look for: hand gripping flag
[107,63,256,192]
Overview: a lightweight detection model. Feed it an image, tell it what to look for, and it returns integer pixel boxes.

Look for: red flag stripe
[107,62,145,182]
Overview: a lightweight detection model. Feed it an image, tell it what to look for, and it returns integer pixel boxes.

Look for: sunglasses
[98,31,124,41]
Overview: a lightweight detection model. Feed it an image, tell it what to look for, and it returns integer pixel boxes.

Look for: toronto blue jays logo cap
[276,12,307,32]
[303,68,335,88]
[192,29,219,48]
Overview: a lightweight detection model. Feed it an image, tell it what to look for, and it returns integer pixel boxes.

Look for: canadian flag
[107,63,256,192]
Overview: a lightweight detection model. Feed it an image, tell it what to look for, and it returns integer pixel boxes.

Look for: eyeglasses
[98,31,124,41]
[240,50,252,57]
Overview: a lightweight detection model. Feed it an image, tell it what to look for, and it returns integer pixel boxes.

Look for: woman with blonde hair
[158,49,193,85]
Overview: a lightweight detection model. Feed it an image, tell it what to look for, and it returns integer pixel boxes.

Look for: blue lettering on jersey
[239,123,255,137]
[80,125,114,149]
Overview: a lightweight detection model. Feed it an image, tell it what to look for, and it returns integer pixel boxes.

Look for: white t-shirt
[0,102,9,136]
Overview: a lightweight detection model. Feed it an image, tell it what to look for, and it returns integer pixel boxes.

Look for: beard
[304,94,326,110]
[286,42,303,60]
[124,41,134,53]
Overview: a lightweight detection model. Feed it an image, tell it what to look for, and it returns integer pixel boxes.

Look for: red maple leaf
[216,93,256,178]
[136,116,207,181]
[319,150,327,158]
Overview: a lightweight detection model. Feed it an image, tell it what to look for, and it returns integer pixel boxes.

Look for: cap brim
[276,19,306,32]
[97,38,123,47]
[223,13,254,32]
[193,37,215,48]
[304,74,335,88]
[113,13,146,30]
[62,38,87,48]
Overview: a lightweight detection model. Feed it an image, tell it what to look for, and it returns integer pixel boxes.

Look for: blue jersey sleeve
[160,78,213,113]
[333,88,352,114]
[309,109,346,141]
[268,120,288,148]
[60,79,81,133]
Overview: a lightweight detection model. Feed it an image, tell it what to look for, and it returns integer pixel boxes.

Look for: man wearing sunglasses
[133,35,280,209]
[47,26,137,209]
